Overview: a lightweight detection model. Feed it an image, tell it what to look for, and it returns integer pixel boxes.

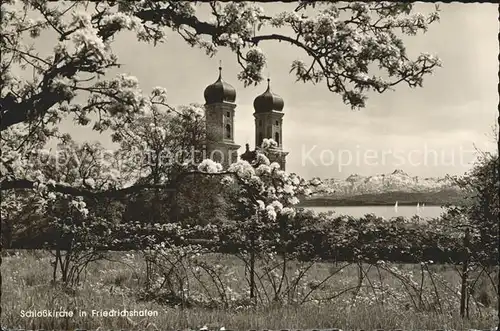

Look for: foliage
[444,153,499,262]
[5,200,498,266]
[117,104,209,224]
[1,1,441,202]
[5,1,498,326]
[0,4,445,292]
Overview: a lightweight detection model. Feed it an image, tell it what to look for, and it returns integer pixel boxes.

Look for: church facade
[203,66,288,170]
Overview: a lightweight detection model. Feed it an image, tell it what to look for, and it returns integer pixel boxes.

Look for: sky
[44,2,498,180]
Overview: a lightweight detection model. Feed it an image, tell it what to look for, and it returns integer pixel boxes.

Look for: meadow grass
[1,250,497,330]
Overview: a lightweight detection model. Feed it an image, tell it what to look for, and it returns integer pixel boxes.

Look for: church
[202,66,288,170]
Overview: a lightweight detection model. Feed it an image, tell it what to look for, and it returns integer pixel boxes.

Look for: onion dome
[204,66,236,104]
[253,78,284,113]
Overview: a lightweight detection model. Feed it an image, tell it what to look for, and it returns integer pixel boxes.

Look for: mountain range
[302,169,464,206]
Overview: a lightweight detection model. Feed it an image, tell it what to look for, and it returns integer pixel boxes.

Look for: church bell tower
[253,78,288,170]
[203,66,240,167]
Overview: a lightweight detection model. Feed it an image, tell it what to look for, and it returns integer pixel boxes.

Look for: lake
[304,205,445,219]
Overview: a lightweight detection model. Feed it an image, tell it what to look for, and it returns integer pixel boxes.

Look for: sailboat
[416,203,420,216]
[394,201,398,213]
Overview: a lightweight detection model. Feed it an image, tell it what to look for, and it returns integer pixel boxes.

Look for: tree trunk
[460,227,470,318]
[53,249,60,284]
[249,211,258,303]
[249,239,255,302]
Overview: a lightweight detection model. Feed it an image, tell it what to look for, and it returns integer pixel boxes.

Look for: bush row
[9,211,497,265]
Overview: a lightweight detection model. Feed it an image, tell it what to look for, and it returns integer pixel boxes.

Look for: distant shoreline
[298,190,464,207]
[297,201,444,207]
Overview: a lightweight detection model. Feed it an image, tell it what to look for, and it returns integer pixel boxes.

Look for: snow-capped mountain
[313,169,459,197]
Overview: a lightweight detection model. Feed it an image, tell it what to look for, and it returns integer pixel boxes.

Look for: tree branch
[0,170,246,198]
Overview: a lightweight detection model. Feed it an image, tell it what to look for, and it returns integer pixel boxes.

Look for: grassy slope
[1,251,497,330]
[298,190,465,207]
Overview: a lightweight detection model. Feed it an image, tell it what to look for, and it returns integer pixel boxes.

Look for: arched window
[275,132,280,146]
[225,124,231,139]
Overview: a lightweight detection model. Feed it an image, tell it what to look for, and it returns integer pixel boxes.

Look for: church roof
[204,66,236,104]
[253,78,284,113]
[240,143,257,163]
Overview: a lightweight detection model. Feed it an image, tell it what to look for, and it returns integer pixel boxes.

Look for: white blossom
[71,12,93,28]
[101,12,142,30]
[256,164,271,175]
[256,153,270,165]
[228,160,255,179]
[281,207,296,217]
[265,205,277,221]
[84,178,96,188]
[283,184,294,194]
[261,138,278,149]
[270,200,283,212]
[151,86,168,101]
[270,162,281,170]
[71,26,108,60]
[197,159,223,173]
